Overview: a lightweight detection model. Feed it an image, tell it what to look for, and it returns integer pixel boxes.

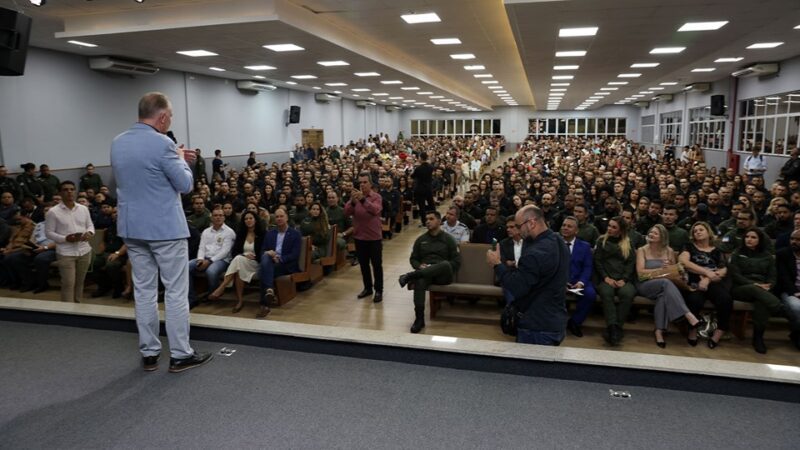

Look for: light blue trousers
[125,238,194,359]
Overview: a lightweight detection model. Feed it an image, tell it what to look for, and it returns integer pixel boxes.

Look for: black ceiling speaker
[289,105,301,124]
[710,95,725,116]
[0,7,32,76]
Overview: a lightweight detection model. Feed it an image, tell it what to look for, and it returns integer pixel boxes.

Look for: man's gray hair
[138,92,171,119]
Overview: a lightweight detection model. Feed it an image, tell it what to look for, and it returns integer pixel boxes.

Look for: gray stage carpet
[1,321,798,449]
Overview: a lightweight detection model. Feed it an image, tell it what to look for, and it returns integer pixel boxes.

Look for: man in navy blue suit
[560,216,596,337]
[258,207,301,318]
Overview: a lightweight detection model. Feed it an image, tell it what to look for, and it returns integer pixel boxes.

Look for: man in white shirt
[45,181,95,303]
[189,207,235,308]
[744,147,767,178]
[441,206,469,243]
[498,217,524,305]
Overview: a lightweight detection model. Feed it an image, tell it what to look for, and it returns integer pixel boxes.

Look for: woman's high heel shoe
[655,330,666,349]
[232,303,243,313]
[707,337,720,349]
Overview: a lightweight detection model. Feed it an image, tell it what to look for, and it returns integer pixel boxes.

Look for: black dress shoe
[410,318,425,333]
[707,337,720,349]
[169,352,213,373]
[398,273,410,288]
[142,354,160,372]
[357,289,373,299]
[567,319,583,337]
[373,292,383,303]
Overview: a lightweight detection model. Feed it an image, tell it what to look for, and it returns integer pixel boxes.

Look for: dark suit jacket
[775,247,798,296]
[261,227,302,273]
[499,237,520,265]
[470,222,507,244]
[567,238,593,287]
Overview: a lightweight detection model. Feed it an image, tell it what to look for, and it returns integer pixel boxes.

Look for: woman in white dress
[208,211,265,313]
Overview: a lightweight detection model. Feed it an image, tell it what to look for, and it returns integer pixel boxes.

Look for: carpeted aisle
[1,321,798,449]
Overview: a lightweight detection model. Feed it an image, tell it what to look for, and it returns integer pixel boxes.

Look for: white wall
[0,47,401,171]
[400,105,641,143]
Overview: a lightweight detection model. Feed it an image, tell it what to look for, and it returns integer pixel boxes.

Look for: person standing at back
[345,171,384,303]
[411,152,435,227]
[111,92,212,373]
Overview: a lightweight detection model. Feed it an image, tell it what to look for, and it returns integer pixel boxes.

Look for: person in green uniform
[325,191,352,250]
[16,163,44,205]
[398,210,461,334]
[662,204,689,252]
[79,163,103,193]
[37,164,60,203]
[594,216,637,346]
[193,149,206,182]
[186,195,211,232]
[574,204,599,247]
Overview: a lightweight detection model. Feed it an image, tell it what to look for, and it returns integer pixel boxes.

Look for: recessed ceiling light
[177,50,218,57]
[714,57,744,63]
[481,80,498,84]
[551,83,570,87]
[559,27,598,37]
[312,86,321,90]
[640,91,654,94]
[554,65,579,70]
[389,96,403,100]
[608,81,629,85]
[550,88,567,92]
[552,75,574,80]
[401,87,420,90]
[325,82,347,86]
[631,63,660,68]
[351,88,371,92]
[464,65,485,70]
[352,94,360,97]
[417,91,434,95]
[678,21,728,32]
[747,42,783,49]
[589,96,603,99]
[650,47,685,54]
[208,67,225,72]
[632,94,645,98]
[555,50,587,57]
[660,82,678,86]
[488,86,503,90]
[263,44,304,52]
[795,24,800,29]
[355,72,380,77]
[381,80,403,84]
[550,93,565,96]
[600,87,618,91]
[373,93,389,96]
[691,68,715,72]
[474,74,493,78]
[594,92,610,96]
[291,75,317,79]
[67,40,97,48]
[402,100,415,103]
[649,87,665,90]
[285,81,297,85]
[430,95,444,99]
[401,12,441,24]
[618,73,641,78]
[253,75,266,80]
[431,38,461,45]
[244,65,276,71]
[450,54,476,59]
[318,60,349,66]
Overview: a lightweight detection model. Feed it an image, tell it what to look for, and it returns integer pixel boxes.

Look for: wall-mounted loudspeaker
[289,106,301,124]
[0,7,32,76]
[710,95,725,116]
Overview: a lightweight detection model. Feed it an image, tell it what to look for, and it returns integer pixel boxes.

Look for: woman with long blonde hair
[594,216,637,346]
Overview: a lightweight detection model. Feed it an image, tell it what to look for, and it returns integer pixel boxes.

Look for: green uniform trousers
[412,261,454,312]
[597,282,637,327]
[731,285,783,329]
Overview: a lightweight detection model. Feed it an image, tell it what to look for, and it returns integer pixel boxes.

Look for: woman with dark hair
[247,151,257,167]
[729,227,786,353]
[208,211,265,313]
[594,216,637,346]
[679,221,732,349]
[300,202,331,261]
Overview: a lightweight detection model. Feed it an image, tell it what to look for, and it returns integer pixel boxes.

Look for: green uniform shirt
[37,174,60,202]
[577,221,600,247]
[665,225,689,253]
[729,249,776,287]
[80,173,103,193]
[187,210,211,232]
[410,230,461,273]
[593,236,636,281]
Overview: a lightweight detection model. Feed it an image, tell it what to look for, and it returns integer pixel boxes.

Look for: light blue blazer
[111,123,193,240]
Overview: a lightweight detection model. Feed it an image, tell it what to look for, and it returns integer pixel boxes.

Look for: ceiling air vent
[89,57,159,75]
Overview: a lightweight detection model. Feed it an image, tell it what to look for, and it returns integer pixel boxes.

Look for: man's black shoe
[567,319,583,338]
[357,289,373,299]
[142,354,160,372]
[398,273,410,288]
[169,352,213,373]
[410,318,425,334]
[373,292,383,303]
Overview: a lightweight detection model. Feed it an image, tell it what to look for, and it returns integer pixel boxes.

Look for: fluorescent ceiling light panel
[285,82,297,85]
[746,42,783,49]
[253,75,266,80]
[691,68,715,72]
[650,47,685,54]
[488,86,503,90]
[559,27,598,37]
[430,96,444,99]
[389,97,403,100]
[549,93,565,96]
[417,91,434,95]
[381,80,403,84]
[325,82,347,86]
[351,88,371,92]
[401,13,441,24]
[68,40,97,48]
[355,72,380,77]
[401,87,420,90]
[208,67,225,72]
[631,63,660,68]
[552,75,574,80]
[291,75,317,79]
[263,44,304,52]
[551,83,570,87]
[550,88,567,92]
[678,21,728,32]
[618,73,641,78]
[481,80,498,84]
[402,100,415,103]
[474,74,493,78]
[464,65,485,71]
[244,65,276,71]
[373,93,389,96]
[640,91,653,94]
[431,38,461,45]
[317,60,349,66]
[660,82,678,85]
[554,65,579,70]
[312,86,321,90]
[450,54,476,59]
[649,87,665,90]
[177,50,218,57]
[600,87,618,91]
[715,57,744,62]
[594,92,610,95]
[608,81,629,85]
[556,50,587,57]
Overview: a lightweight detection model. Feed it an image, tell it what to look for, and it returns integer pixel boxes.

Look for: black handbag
[500,302,521,336]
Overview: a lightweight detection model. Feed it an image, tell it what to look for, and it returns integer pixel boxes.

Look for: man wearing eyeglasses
[486,205,569,345]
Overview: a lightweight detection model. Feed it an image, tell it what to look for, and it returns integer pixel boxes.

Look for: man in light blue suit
[111,92,212,373]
